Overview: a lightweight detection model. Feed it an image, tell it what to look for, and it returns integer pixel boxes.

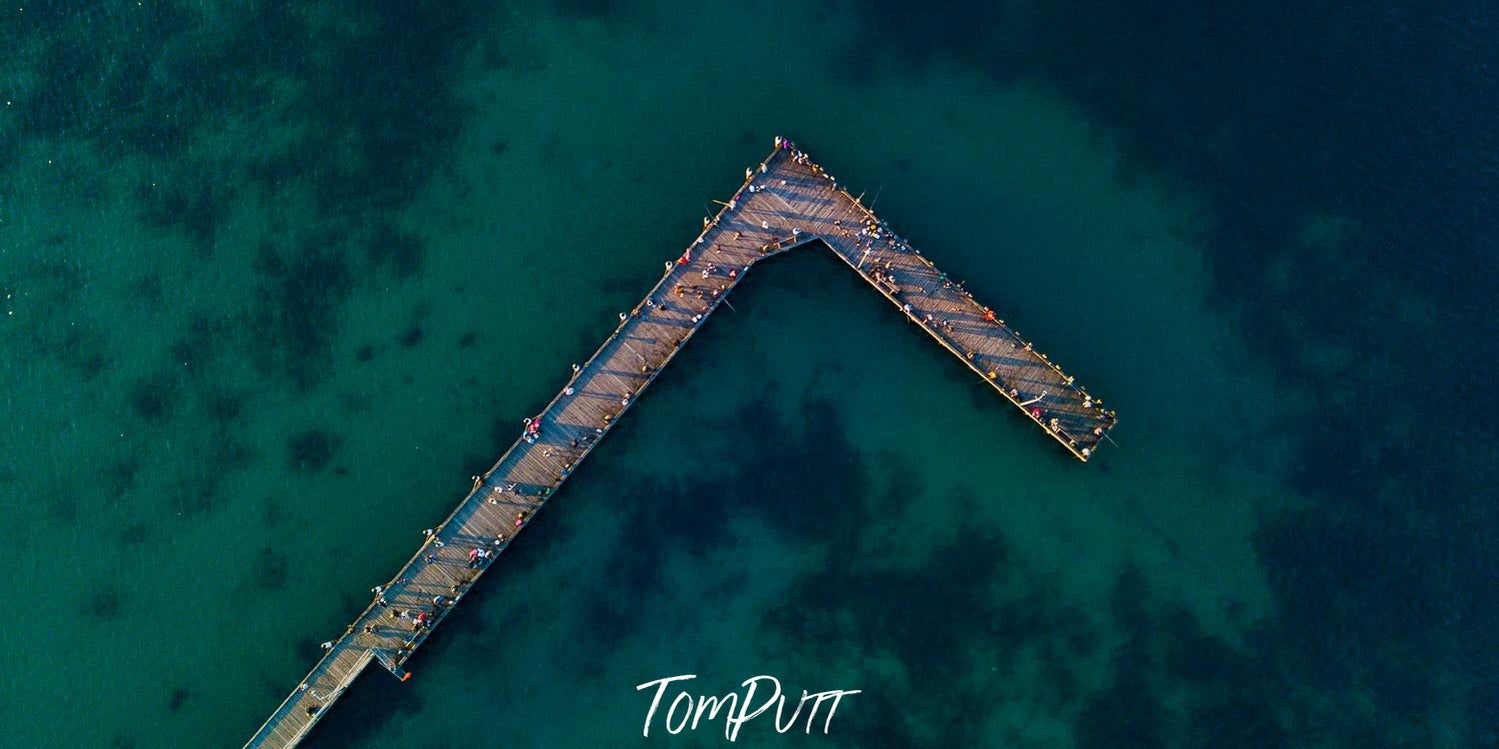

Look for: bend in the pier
[243,137,1117,748]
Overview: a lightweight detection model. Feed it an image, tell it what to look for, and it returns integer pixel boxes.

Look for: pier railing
[243,137,1115,747]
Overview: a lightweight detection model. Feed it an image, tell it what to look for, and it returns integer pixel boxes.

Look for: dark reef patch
[4,1,496,392]
[119,523,151,546]
[45,494,78,527]
[146,435,252,519]
[206,392,244,424]
[0,4,507,744]
[299,665,426,749]
[127,371,180,423]
[355,344,375,363]
[365,224,425,280]
[164,473,221,517]
[10,3,197,160]
[543,395,877,674]
[767,519,1096,747]
[251,240,353,389]
[13,34,102,139]
[134,165,237,253]
[839,1,1499,740]
[397,324,424,348]
[1075,568,1165,749]
[129,275,164,306]
[169,314,229,371]
[81,586,124,621]
[8,260,114,380]
[754,490,1283,749]
[209,435,256,475]
[1076,659,1165,749]
[54,324,111,380]
[458,331,477,348]
[102,457,139,504]
[166,687,190,714]
[287,429,343,473]
[251,546,290,592]
[1073,569,1292,749]
[296,3,487,218]
[261,499,286,529]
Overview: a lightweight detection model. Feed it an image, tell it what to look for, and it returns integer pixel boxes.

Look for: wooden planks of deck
[243,138,1116,748]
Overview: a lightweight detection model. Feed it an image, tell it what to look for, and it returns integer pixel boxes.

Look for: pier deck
[243,139,1117,748]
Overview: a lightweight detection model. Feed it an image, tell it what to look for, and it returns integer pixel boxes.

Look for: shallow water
[1,1,1493,747]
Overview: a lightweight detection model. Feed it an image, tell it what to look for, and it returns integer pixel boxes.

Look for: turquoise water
[2,2,1494,747]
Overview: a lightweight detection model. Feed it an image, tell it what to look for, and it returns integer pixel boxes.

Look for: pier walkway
[244,138,1117,747]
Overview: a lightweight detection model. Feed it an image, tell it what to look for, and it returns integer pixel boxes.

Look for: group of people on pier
[346,135,1114,676]
[271,135,1126,744]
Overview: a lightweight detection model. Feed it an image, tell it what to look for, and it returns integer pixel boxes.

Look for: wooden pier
[243,138,1117,748]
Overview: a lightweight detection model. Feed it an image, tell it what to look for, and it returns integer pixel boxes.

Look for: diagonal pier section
[243,138,1117,747]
